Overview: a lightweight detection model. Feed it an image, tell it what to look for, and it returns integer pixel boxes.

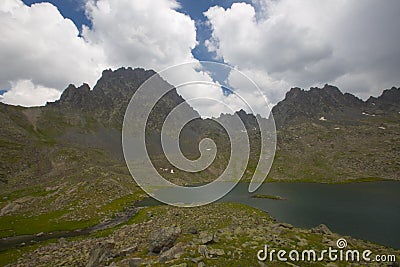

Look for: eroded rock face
[149,226,181,253]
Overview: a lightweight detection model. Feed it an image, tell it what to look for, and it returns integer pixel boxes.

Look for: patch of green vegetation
[337,177,388,183]
[101,195,135,212]
[6,184,140,235]
[265,176,388,184]
[91,206,155,238]
[126,206,158,225]
[0,210,98,238]
[251,194,286,200]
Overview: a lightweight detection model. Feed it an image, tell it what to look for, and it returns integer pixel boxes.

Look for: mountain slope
[269,84,400,182]
[1,74,399,187]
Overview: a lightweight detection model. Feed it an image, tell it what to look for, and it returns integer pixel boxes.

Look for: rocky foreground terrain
[0,67,399,265]
[8,203,400,266]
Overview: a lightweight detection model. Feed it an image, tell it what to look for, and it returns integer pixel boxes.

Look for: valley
[0,68,399,266]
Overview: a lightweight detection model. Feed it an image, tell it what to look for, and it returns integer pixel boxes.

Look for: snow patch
[362,112,376,117]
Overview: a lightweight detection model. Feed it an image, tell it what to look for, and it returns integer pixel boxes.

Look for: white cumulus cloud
[82,0,197,70]
[0,0,105,106]
[2,0,399,117]
[1,80,61,106]
[205,0,400,104]
[0,0,205,108]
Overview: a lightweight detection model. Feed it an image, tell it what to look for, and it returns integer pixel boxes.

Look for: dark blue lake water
[137,181,400,249]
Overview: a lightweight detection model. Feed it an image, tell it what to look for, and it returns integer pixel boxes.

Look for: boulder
[310,224,332,235]
[86,241,115,267]
[208,248,225,257]
[158,242,184,262]
[198,231,213,244]
[190,256,204,263]
[198,245,208,258]
[120,245,137,256]
[149,226,181,253]
[188,226,198,234]
[128,257,143,267]
[278,223,293,229]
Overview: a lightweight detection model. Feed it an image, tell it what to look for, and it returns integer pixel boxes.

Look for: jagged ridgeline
[0,67,399,187]
[270,84,400,182]
[0,68,266,186]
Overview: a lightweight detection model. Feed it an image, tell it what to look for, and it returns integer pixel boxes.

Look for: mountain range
[0,67,399,188]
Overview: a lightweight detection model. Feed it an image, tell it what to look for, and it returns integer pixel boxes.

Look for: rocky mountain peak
[51,68,158,111]
[366,86,400,111]
[316,84,341,93]
[48,68,399,130]
[48,67,196,129]
[93,67,156,97]
[272,84,366,127]
[57,83,92,108]
[284,87,302,99]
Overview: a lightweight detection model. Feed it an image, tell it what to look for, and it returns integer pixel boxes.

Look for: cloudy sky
[0,0,399,117]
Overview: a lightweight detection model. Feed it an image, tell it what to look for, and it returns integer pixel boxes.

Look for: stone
[191,256,204,263]
[208,248,225,256]
[295,236,308,247]
[188,226,198,234]
[120,245,137,256]
[278,223,293,229]
[310,224,332,235]
[159,242,184,263]
[0,202,21,216]
[149,226,181,253]
[58,238,66,245]
[128,257,143,267]
[86,241,115,267]
[199,231,213,244]
[198,245,208,258]
[198,262,206,267]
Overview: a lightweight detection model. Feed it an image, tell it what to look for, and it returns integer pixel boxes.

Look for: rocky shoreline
[5,203,399,267]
